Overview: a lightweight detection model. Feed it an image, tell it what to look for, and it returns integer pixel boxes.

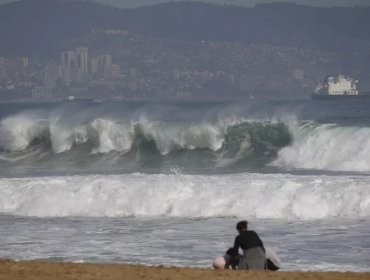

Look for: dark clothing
[266,259,279,271]
[224,250,240,270]
[233,230,264,251]
[233,230,266,270]
[225,246,279,271]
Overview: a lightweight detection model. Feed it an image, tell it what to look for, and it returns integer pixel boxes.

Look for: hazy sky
[1,0,370,8]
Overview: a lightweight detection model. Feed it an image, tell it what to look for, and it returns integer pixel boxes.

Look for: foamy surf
[273,121,370,172]
[1,173,369,219]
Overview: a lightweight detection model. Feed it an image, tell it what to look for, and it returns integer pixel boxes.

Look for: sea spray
[1,101,370,173]
[273,121,370,172]
[0,111,291,171]
[0,173,369,219]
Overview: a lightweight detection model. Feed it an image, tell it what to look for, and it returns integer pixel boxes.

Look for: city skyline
[0,45,122,101]
[2,0,370,101]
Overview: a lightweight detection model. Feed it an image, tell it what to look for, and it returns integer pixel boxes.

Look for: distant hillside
[1,0,370,57]
[0,0,120,57]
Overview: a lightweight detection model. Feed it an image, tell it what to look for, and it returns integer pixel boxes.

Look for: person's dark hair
[226,247,239,256]
[236,220,248,231]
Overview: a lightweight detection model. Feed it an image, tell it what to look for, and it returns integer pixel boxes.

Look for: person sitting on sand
[212,248,239,270]
[227,246,281,271]
[224,248,240,270]
[232,220,266,269]
[213,246,281,270]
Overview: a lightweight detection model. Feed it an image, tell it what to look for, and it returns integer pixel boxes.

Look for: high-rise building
[76,47,89,74]
[61,51,75,69]
[97,54,112,80]
[43,64,59,88]
[0,57,5,80]
[90,58,98,74]
[60,51,76,86]
[15,57,29,68]
[98,54,112,68]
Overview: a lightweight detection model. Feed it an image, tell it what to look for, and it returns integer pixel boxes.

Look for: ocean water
[0,100,369,271]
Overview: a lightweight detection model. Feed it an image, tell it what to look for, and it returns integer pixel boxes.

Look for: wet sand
[1,259,369,280]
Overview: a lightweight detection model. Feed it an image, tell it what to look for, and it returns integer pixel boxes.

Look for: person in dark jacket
[224,248,240,270]
[232,220,266,269]
[212,246,281,270]
[224,246,280,270]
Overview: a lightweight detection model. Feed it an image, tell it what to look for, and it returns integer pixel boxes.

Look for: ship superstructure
[311,75,370,100]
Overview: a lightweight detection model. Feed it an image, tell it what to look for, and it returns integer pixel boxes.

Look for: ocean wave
[0,111,49,152]
[2,104,370,173]
[0,173,369,219]
[273,121,370,172]
[0,111,290,169]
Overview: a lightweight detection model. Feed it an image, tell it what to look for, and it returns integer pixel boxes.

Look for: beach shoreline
[1,259,369,280]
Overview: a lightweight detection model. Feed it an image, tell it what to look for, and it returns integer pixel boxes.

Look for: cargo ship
[311,75,370,100]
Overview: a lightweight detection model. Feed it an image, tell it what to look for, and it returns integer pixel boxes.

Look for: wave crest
[273,121,370,172]
[0,111,291,170]
[0,112,48,152]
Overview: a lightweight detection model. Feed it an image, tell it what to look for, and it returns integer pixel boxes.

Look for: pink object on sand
[212,257,226,269]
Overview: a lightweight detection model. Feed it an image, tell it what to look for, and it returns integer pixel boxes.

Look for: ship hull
[311,92,370,100]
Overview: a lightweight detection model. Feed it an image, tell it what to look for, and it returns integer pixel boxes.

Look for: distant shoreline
[0,259,369,280]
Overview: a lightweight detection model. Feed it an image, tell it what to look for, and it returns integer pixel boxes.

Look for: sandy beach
[0,259,369,280]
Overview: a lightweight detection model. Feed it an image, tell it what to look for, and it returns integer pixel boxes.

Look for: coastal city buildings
[59,47,121,87]
[0,37,316,102]
[0,55,29,86]
[76,47,89,74]
[0,46,124,100]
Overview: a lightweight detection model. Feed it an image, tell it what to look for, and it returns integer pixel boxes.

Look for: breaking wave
[273,121,370,172]
[0,110,291,171]
[0,173,369,219]
[1,103,370,173]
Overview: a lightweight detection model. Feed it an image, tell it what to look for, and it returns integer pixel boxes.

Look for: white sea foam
[3,107,370,173]
[0,173,369,219]
[0,110,227,155]
[0,112,47,152]
[89,116,226,155]
[273,121,370,172]
[91,118,135,153]
[49,117,89,153]
[138,117,224,155]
